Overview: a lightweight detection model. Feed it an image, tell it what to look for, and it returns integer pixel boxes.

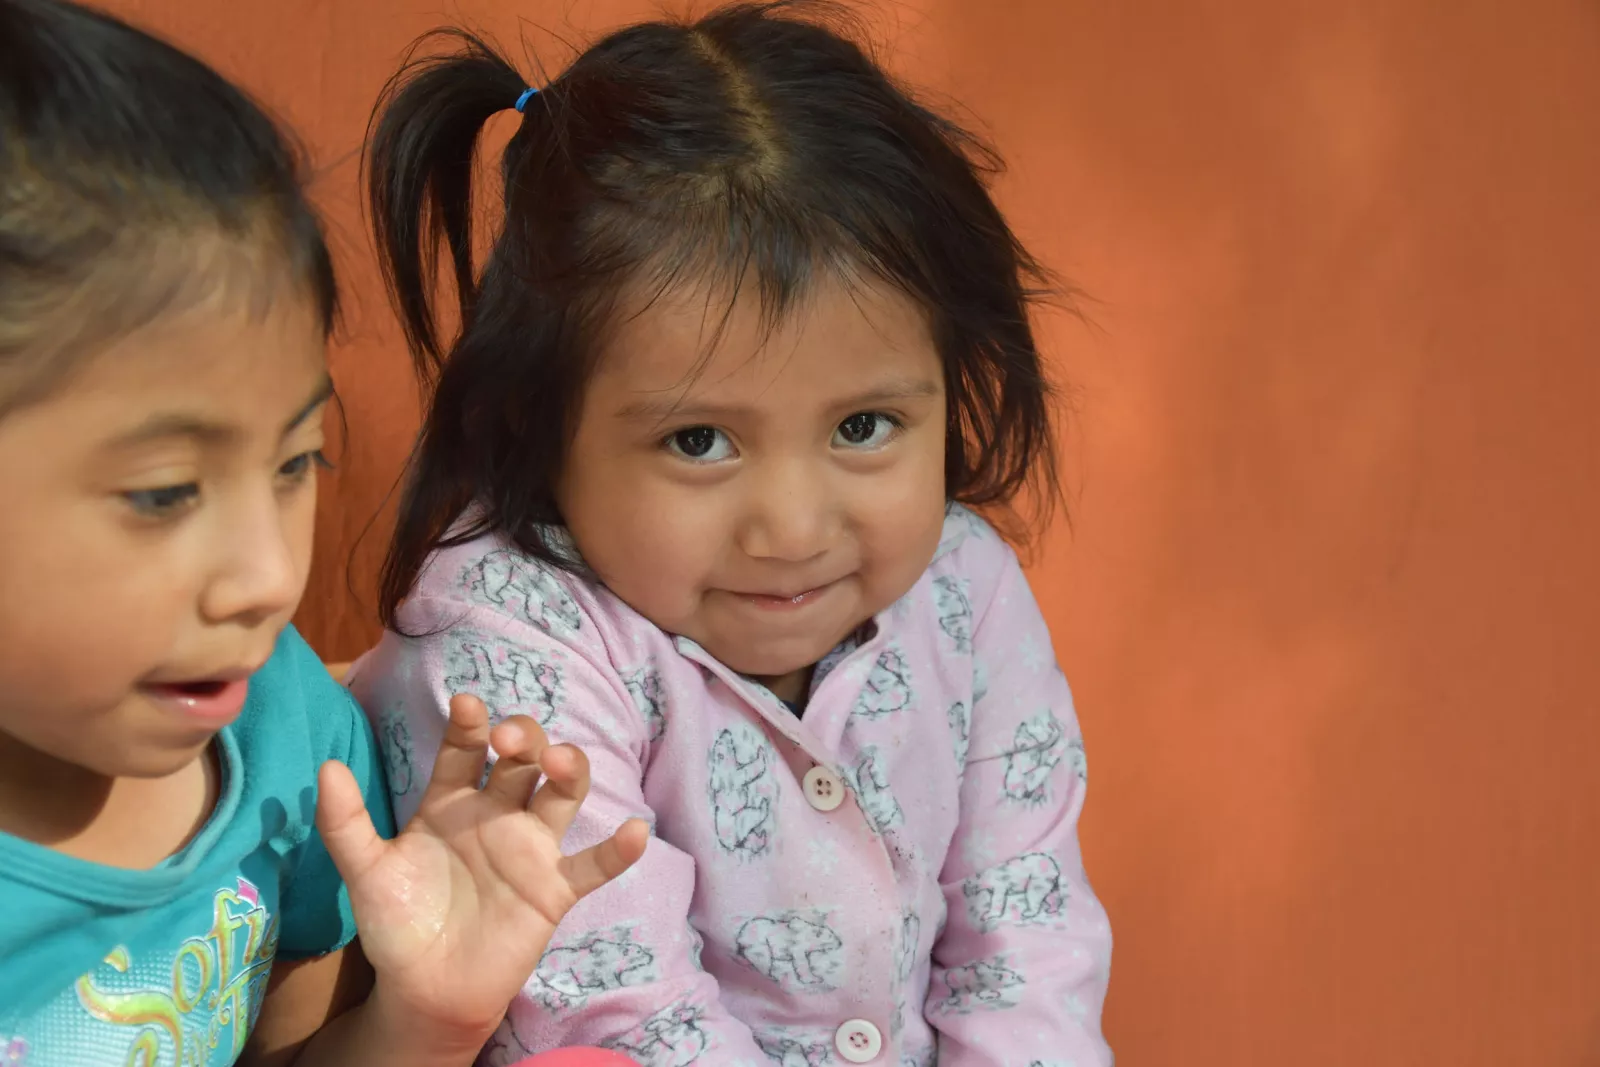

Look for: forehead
[3,294,327,441]
[1,227,324,410]
[591,273,939,405]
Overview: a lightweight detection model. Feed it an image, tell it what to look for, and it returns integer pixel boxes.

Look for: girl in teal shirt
[0,2,647,1064]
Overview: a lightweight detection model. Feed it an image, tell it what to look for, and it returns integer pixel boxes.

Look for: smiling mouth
[733,583,836,609]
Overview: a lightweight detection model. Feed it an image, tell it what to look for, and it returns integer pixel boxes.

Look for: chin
[89,731,215,780]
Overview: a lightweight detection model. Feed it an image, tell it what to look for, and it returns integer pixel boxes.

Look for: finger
[558,818,650,899]
[482,714,551,809]
[315,760,387,886]
[527,742,591,839]
[422,693,494,797]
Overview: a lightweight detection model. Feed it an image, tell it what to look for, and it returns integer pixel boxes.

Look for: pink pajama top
[349,505,1112,1067]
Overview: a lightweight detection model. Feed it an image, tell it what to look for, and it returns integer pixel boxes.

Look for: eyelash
[122,450,332,519]
[280,449,334,480]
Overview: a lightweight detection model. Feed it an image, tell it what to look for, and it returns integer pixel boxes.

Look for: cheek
[289,479,318,583]
[871,429,946,507]
[563,463,721,600]
[869,491,946,560]
[19,501,182,603]
[857,446,948,578]
[0,522,182,696]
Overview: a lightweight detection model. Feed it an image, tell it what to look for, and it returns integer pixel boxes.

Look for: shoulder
[355,534,687,771]
[233,623,369,765]
[406,532,592,633]
[359,533,685,734]
[398,530,668,670]
[926,503,1024,615]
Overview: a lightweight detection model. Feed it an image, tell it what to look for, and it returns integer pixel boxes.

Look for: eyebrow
[616,377,942,423]
[105,374,336,449]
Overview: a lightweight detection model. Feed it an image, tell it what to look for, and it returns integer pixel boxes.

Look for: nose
[738,456,836,564]
[199,487,306,627]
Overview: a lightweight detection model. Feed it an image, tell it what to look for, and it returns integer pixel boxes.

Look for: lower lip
[142,679,250,727]
[737,584,834,611]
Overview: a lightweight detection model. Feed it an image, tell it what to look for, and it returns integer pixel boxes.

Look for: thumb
[315,759,386,886]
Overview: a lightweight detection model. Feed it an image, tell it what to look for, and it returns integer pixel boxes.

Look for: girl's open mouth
[142,677,250,726]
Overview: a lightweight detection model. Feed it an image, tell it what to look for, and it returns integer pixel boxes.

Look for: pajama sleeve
[926,551,1114,1066]
[363,596,771,1067]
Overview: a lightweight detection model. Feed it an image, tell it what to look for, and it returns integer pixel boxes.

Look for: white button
[803,766,846,812]
[835,1019,883,1063]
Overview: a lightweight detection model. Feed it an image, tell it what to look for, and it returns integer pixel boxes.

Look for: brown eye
[833,412,897,448]
[123,483,200,516]
[278,449,331,480]
[665,427,734,462]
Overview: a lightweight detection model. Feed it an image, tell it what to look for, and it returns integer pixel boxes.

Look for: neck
[0,726,220,868]
[0,727,114,847]
[753,664,814,705]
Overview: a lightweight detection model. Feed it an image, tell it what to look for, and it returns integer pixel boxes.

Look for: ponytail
[367,31,544,626]
[366,30,526,381]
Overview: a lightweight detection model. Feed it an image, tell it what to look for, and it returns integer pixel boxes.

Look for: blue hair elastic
[514,86,538,113]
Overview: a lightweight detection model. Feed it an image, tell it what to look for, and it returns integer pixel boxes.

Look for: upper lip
[143,662,267,686]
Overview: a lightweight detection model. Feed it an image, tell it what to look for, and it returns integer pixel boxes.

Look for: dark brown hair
[369,1,1063,627]
[0,0,337,413]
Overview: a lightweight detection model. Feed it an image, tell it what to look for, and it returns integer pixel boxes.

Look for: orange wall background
[105,1,1600,1062]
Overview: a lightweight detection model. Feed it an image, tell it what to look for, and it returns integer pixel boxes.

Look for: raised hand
[315,693,649,1042]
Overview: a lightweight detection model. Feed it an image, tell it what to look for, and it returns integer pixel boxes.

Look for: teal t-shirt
[0,625,395,1066]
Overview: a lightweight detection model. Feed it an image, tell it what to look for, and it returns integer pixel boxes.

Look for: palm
[318,695,647,1036]
[344,780,574,1020]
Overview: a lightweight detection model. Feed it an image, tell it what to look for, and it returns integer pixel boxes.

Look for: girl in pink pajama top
[352,5,1113,1065]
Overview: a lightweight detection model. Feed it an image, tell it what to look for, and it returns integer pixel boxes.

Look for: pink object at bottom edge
[505,1050,638,1067]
